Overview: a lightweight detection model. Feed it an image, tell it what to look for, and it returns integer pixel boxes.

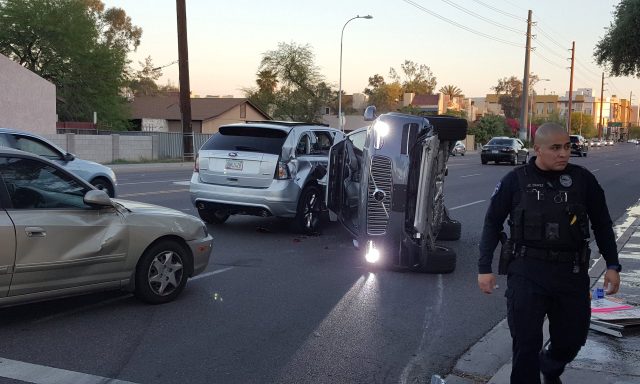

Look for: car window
[200,126,288,155]
[347,130,367,152]
[13,135,61,160]
[313,131,334,151]
[0,157,90,209]
[296,133,311,156]
[0,134,12,148]
[487,138,514,146]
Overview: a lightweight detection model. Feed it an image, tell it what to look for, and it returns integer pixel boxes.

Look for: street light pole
[339,14,372,132]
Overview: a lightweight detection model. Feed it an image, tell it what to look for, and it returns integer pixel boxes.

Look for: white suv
[190,121,344,234]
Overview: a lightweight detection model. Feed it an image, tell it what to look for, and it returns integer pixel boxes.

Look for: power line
[439,0,523,34]
[532,50,566,70]
[470,0,525,21]
[532,36,567,62]
[534,25,567,51]
[400,0,524,47]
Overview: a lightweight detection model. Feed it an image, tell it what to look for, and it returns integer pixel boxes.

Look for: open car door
[326,136,362,237]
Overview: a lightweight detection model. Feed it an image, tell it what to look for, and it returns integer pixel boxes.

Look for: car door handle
[25,227,46,237]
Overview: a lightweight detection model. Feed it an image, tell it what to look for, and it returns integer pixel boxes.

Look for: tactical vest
[510,163,590,251]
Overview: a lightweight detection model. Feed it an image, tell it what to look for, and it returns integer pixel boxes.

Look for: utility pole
[567,41,575,133]
[519,10,533,141]
[176,0,193,161]
[599,72,605,140]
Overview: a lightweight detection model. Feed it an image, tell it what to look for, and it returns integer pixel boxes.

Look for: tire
[420,245,457,274]
[582,152,587,157]
[510,156,517,166]
[134,240,191,304]
[461,152,465,156]
[294,185,324,235]
[522,153,528,164]
[428,116,468,141]
[91,177,115,197]
[198,209,230,224]
[481,158,488,165]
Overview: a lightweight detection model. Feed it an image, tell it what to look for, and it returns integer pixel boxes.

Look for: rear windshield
[570,136,579,142]
[487,138,514,146]
[200,126,289,155]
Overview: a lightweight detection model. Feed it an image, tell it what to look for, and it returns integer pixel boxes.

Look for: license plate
[225,159,243,171]
[492,150,499,154]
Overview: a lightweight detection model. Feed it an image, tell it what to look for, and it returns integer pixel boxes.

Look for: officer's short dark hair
[535,122,568,145]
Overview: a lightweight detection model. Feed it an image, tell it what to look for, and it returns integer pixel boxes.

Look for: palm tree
[439,85,463,98]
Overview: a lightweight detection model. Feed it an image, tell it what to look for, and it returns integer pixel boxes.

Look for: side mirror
[84,189,113,207]
[64,153,75,162]
[363,105,377,121]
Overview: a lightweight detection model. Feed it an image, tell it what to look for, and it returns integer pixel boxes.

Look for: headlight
[365,240,380,263]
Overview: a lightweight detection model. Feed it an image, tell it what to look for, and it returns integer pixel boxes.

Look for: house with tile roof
[129,94,271,134]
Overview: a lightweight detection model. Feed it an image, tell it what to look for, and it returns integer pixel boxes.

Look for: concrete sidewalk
[107,161,194,173]
[444,200,640,384]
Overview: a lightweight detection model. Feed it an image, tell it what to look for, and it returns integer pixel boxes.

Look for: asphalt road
[1,143,639,384]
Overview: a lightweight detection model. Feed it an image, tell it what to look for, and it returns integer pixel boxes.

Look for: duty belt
[514,245,579,262]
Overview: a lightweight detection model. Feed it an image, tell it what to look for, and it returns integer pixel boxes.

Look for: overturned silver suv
[326,108,467,273]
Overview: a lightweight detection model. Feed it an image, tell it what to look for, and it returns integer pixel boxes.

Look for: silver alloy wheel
[147,250,184,296]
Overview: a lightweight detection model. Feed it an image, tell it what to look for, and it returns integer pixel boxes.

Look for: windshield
[487,138,514,146]
[200,126,289,155]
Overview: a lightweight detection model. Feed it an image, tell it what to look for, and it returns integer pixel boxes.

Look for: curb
[444,199,640,383]
[108,162,194,172]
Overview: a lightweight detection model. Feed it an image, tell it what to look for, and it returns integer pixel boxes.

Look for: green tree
[569,112,595,137]
[594,0,640,77]
[491,75,540,119]
[363,74,402,113]
[0,0,142,129]
[128,56,162,96]
[469,114,509,144]
[629,125,640,139]
[244,42,332,122]
[389,60,437,94]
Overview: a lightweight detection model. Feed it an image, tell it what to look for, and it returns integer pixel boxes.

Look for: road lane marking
[191,266,235,281]
[592,169,600,173]
[460,173,481,178]
[118,179,183,186]
[449,200,486,210]
[0,357,138,384]
[615,163,622,166]
[118,189,188,198]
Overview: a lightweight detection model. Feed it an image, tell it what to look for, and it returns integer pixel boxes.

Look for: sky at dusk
[102,0,637,102]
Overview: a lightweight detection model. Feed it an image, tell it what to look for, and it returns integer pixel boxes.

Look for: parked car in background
[480,137,529,165]
[590,138,603,147]
[450,140,466,156]
[569,134,589,157]
[607,139,615,146]
[190,121,345,234]
[0,128,117,197]
[0,148,212,308]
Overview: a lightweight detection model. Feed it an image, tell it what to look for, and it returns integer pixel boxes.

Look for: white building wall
[0,54,56,134]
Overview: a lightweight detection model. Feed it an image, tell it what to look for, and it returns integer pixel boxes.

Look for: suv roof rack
[245,120,330,127]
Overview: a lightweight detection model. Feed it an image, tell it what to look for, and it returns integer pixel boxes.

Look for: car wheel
[198,209,230,224]
[91,177,114,197]
[582,152,587,157]
[134,240,191,304]
[481,158,488,165]
[419,245,456,274]
[510,156,517,165]
[461,152,465,156]
[522,153,528,164]
[294,185,323,235]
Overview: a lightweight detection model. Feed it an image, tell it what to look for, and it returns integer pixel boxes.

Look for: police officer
[477,123,621,384]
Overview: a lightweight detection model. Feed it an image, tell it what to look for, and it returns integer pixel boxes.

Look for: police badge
[559,174,572,187]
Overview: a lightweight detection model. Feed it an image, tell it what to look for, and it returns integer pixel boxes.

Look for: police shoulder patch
[559,174,572,187]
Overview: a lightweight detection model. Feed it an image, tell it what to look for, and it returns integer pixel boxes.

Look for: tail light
[194,154,199,172]
[275,161,291,180]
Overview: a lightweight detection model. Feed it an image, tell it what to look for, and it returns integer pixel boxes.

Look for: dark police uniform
[479,157,620,383]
